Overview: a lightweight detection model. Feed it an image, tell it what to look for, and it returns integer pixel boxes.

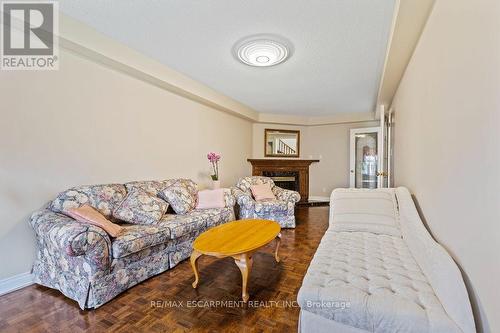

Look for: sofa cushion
[196,189,225,209]
[251,183,276,201]
[113,190,168,225]
[171,179,198,196]
[50,184,127,218]
[254,199,288,215]
[159,185,197,215]
[330,188,400,236]
[201,207,234,228]
[126,178,198,197]
[111,224,172,258]
[161,212,206,239]
[67,205,124,237]
[125,180,169,196]
[161,208,231,239]
[236,176,275,193]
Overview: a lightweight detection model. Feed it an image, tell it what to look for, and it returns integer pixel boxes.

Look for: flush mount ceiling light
[233,34,292,67]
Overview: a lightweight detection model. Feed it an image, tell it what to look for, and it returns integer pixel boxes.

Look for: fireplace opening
[263,171,300,192]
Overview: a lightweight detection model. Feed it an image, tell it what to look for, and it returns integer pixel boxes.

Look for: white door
[349,127,383,189]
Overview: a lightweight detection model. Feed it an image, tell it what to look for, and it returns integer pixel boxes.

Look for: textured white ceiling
[60,0,396,116]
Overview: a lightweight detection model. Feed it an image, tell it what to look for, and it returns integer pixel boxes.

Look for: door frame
[379,106,386,188]
[349,126,383,188]
[386,107,394,188]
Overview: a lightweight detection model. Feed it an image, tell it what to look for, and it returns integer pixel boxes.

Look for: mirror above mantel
[264,129,300,158]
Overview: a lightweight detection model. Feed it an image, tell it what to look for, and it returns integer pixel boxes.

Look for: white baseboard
[308,196,330,202]
[0,272,34,296]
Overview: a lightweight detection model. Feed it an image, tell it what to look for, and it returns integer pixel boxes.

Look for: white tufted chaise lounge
[297,187,475,333]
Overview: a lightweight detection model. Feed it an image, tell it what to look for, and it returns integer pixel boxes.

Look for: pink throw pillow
[196,189,225,209]
[251,183,276,201]
[67,205,124,238]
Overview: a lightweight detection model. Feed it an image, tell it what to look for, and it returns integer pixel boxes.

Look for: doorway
[349,127,383,188]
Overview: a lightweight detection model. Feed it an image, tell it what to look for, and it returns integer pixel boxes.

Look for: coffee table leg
[190,250,202,289]
[233,253,253,302]
[274,233,282,263]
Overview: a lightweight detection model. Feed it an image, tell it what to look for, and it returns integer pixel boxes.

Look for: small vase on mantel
[212,180,221,189]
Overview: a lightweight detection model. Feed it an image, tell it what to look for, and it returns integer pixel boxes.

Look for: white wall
[0,48,253,280]
[392,0,500,332]
[253,121,379,198]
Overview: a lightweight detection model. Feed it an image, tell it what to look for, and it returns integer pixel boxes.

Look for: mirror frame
[264,128,300,158]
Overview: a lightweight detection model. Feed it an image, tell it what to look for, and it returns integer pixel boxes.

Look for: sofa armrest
[231,187,255,209]
[272,186,301,203]
[223,188,236,208]
[30,210,111,270]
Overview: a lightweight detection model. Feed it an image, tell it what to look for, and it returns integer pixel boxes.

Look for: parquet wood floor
[0,207,329,333]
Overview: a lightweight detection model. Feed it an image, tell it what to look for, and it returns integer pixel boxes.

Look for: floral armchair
[232,176,300,228]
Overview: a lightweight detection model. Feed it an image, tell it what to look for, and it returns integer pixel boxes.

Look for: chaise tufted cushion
[298,229,459,332]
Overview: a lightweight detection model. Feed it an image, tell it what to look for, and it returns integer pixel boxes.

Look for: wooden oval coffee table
[190,219,281,302]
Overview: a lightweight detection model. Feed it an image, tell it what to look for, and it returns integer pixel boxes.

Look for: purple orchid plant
[207,152,221,181]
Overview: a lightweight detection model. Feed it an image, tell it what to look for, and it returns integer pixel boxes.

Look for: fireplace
[247,159,319,202]
[262,171,300,192]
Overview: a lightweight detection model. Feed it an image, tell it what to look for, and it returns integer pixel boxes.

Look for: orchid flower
[207,152,221,180]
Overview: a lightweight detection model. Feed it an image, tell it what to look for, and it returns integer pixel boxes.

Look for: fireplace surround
[247,159,319,202]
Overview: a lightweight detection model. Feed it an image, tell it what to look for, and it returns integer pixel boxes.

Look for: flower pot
[212,180,221,189]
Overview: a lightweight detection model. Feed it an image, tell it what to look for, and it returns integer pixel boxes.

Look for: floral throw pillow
[113,190,168,225]
[159,185,196,215]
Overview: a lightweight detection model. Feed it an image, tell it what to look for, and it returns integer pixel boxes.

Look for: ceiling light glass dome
[233,34,292,67]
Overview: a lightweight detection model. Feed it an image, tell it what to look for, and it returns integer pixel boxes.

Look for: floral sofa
[232,176,300,228]
[29,179,235,309]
